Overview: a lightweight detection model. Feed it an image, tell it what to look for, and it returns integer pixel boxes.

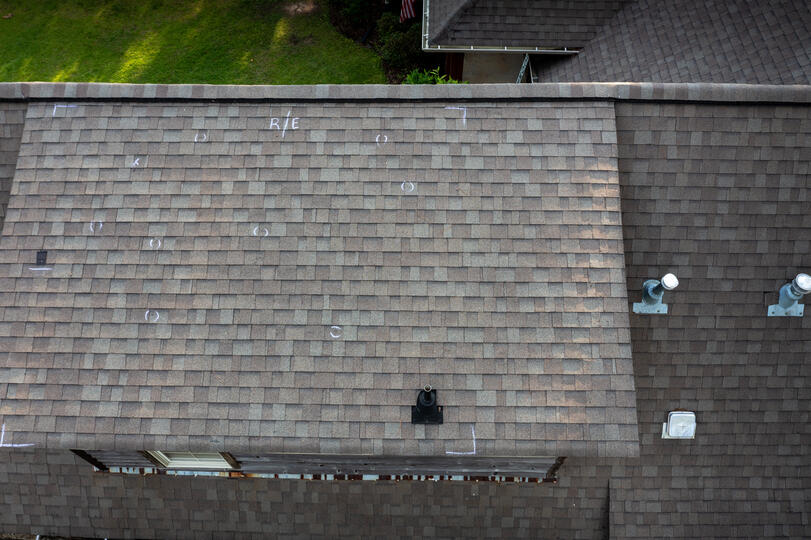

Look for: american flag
[400,0,416,22]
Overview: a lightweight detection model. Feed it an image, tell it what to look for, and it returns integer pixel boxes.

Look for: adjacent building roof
[428,0,810,85]
[536,0,811,84]
[427,0,630,50]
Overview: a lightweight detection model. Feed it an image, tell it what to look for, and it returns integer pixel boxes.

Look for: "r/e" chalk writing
[269,110,300,138]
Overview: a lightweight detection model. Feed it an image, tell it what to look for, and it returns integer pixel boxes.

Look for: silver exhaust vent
[768,273,811,317]
[633,273,679,315]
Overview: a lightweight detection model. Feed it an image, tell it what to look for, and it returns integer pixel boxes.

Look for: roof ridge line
[1,82,809,104]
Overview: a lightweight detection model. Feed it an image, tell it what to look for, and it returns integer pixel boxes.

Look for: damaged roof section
[0,96,637,458]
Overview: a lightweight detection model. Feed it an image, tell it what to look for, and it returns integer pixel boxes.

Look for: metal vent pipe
[642,273,679,305]
[778,273,811,308]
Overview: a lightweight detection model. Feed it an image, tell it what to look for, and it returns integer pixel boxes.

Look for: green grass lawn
[0,0,386,84]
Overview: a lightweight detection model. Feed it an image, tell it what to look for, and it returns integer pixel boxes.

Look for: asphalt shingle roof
[0,450,612,539]
[429,0,630,49]
[609,101,811,539]
[0,82,809,539]
[0,103,25,232]
[0,97,637,457]
[536,0,811,84]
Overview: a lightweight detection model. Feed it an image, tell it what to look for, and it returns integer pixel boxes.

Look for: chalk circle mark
[329,325,343,339]
[149,238,162,249]
[144,310,160,323]
[376,134,388,147]
[89,221,103,233]
[252,226,269,237]
[194,131,208,143]
[401,181,415,193]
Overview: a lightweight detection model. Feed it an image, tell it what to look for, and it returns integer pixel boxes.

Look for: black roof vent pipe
[411,385,443,424]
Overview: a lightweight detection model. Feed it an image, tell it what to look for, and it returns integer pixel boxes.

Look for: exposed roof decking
[0,99,637,457]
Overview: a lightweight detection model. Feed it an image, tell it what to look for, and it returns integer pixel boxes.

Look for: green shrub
[334,0,368,22]
[328,0,381,39]
[404,67,465,84]
[376,12,425,75]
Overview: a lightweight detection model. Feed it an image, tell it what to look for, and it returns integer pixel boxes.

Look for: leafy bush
[403,67,465,84]
[334,0,367,22]
[376,12,426,76]
[328,0,382,40]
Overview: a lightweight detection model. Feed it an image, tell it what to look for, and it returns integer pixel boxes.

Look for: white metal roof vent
[633,273,679,314]
[661,411,696,439]
[768,273,811,317]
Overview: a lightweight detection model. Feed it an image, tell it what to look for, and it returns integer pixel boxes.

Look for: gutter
[421,0,580,55]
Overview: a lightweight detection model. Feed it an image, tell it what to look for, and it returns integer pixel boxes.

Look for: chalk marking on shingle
[131,157,141,167]
[401,181,415,193]
[144,310,160,323]
[194,131,208,143]
[329,325,343,339]
[28,267,53,271]
[252,226,269,237]
[0,423,36,447]
[52,104,77,117]
[445,106,467,126]
[376,134,388,146]
[445,425,476,455]
[282,110,291,138]
[148,238,162,249]
[89,221,103,233]
[269,111,299,136]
